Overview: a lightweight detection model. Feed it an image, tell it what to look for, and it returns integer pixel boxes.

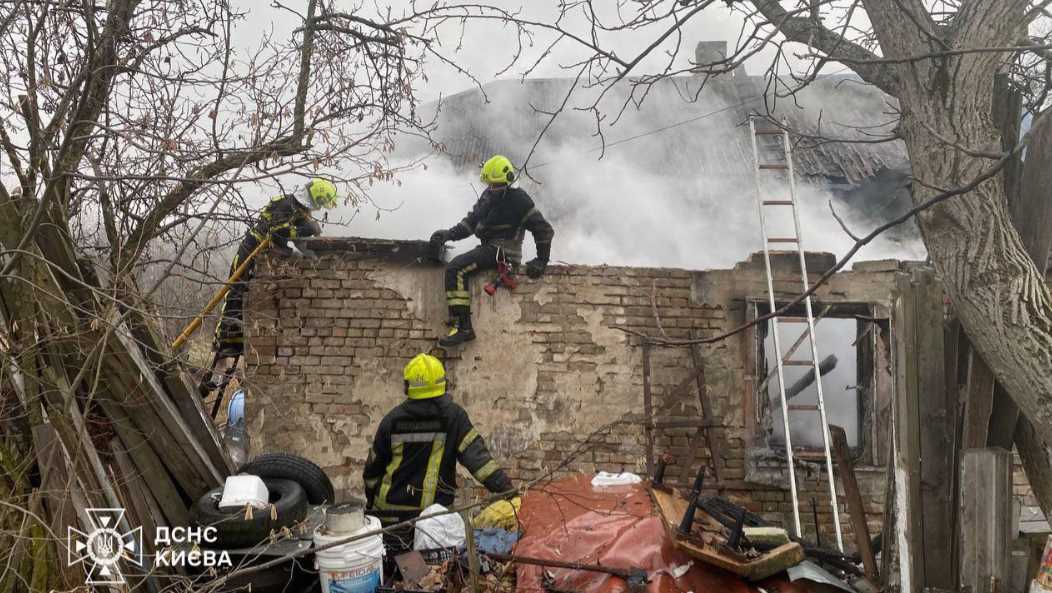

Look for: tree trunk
[1011,112,1052,516]
[904,113,1052,444]
[887,2,1052,448]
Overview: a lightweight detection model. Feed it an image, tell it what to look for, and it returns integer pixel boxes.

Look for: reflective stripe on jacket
[247,194,321,244]
[362,395,512,520]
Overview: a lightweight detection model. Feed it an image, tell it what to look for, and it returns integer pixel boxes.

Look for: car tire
[239,452,335,505]
[191,479,308,548]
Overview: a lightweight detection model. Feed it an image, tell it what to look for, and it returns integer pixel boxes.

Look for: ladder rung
[754,129,784,136]
[763,200,794,206]
[782,360,813,366]
[775,317,810,323]
[787,404,820,412]
[759,163,789,170]
[767,238,798,243]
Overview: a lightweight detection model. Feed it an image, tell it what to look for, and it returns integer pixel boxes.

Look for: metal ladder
[748,116,843,551]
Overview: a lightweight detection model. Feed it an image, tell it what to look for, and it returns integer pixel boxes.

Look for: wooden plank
[962,349,997,449]
[100,355,212,498]
[124,312,231,475]
[642,343,655,477]
[913,270,955,590]
[743,304,758,448]
[688,333,722,490]
[110,324,225,493]
[101,399,189,526]
[111,439,164,551]
[959,448,1012,593]
[879,434,898,588]
[872,322,894,468]
[829,425,878,583]
[894,270,924,593]
[31,425,83,589]
[158,367,232,475]
[947,318,966,588]
[649,486,804,580]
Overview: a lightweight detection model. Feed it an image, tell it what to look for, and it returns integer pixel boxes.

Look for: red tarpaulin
[514,474,810,593]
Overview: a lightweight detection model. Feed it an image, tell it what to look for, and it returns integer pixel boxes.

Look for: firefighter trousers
[214,238,259,354]
[444,243,500,310]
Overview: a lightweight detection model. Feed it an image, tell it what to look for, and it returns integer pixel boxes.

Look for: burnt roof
[415,74,908,185]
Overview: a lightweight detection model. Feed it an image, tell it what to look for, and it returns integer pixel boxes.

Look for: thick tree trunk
[885,1,1052,448]
[1011,113,1052,516]
[904,112,1052,444]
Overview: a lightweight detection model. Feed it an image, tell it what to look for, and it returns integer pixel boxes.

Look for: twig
[618,142,1021,347]
[828,200,861,241]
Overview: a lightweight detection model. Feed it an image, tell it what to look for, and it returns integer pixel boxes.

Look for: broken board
[649,485,804,581]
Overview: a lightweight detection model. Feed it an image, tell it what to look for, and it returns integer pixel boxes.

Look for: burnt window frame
[748,300,887,465]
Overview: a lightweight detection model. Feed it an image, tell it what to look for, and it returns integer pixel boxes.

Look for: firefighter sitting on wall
[363,353,516,551]
[429,155,554,347]
[213,178,339,357]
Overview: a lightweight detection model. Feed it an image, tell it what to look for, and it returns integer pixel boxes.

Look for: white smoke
[324,127,924,269]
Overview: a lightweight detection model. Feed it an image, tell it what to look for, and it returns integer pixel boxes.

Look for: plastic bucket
[314,515,384,593]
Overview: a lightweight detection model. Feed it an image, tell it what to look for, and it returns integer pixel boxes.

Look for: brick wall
[243,238,919,549]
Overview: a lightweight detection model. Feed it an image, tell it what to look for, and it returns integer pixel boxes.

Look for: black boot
[439,306,476,347]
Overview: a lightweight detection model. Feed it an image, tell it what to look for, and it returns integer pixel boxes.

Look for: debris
[488,553,647,582]
[668,562,693,579]
[590,471,642,487]
[474,528,519,555]
[396,551,432,585]
[513,474,773,593]
[415,504,467,550]
[829,424,878,582]
[787,560,855,593]
[651,484,805,580]
[741,527,789,548]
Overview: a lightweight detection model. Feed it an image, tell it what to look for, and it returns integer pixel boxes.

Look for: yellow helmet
[480,155,515,186]
[305,178,338,210]
[403,353,447,399]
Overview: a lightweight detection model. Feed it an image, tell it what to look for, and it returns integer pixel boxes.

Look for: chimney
[694,40,737,77]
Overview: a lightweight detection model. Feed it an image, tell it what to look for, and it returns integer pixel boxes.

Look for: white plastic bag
[413,504,466,550]
[591,471,642,487]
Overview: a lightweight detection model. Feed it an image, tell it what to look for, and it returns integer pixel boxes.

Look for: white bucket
[314,515,384,593]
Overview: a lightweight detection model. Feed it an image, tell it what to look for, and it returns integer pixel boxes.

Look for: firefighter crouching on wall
[363,353,517,551]
[429,155,554,347]
[213,178,339,357]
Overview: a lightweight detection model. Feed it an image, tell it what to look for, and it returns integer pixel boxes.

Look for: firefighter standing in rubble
[430,155,554,347]
[213,178,339,357]
[363,353,516,550]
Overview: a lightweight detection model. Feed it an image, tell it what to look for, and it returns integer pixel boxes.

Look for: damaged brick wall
[242,238,926,548]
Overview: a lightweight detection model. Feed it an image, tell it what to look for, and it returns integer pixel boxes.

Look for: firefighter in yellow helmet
[429,155,554,347]
[213,178,338,358]
[363,353,514,550]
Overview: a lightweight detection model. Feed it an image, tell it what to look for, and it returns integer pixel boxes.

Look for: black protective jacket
[242,193,321,251]
[447,186,554,262]
[363,395,512,520]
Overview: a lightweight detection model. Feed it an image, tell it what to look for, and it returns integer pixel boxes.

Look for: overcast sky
[233,1,777,102]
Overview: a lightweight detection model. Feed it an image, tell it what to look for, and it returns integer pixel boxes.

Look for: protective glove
[286,241,318,259]
[429,229,451,247]
[525,258,547,279]
[474,496,522,530]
